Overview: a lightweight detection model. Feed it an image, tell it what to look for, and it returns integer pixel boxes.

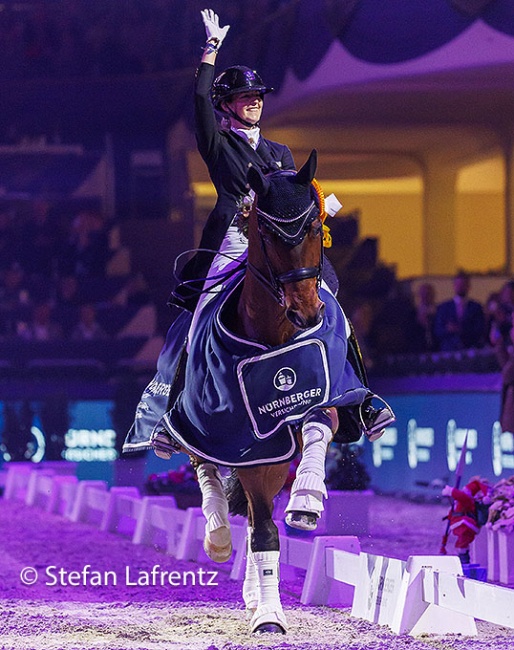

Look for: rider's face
[226,91,263,126]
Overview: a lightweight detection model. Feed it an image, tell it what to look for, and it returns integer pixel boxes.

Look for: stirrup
[359,394,396,442]
[151,430,178,460]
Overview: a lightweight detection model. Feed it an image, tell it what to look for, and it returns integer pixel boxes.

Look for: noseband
[247,200,323,306]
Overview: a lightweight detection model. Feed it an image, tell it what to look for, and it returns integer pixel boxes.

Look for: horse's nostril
[286,302,325,329]
[286,308,305,329]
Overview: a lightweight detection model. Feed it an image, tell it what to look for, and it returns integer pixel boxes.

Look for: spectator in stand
[415,282,437,351]
[499,279,514,315]
[486,291,512,349]
[433,271,486,351]
[491,310,514,434]
[17,300,63,341]
[71,303,108,341]
[19,198,60,277]
[368,284,420,355]
[0,262,33,337]
[58,209,110,278]
[110,271,151,308]
[53,275,83,337]
[0,207,17,273]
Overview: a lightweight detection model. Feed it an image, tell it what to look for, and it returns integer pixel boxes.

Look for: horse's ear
[247,163,270,197]
[295,149,317,185]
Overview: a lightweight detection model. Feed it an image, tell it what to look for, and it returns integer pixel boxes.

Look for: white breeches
[187,223,248,351]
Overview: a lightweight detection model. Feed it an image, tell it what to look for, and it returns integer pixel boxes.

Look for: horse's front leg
[191,457,232,563]
[285,407,337,530]
[237,464,289,635]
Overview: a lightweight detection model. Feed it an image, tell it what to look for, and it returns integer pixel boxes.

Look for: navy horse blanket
[122,271,368,466]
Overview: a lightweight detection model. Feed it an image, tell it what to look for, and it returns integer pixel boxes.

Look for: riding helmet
[211,65,274,109]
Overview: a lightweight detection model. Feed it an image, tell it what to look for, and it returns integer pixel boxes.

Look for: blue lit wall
[2,375,513,492]
[359,376,514,492]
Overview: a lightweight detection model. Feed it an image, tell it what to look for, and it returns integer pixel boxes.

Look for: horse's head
[246,150,325,330]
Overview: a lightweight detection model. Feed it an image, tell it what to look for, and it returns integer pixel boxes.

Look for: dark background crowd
[0,198,153,344]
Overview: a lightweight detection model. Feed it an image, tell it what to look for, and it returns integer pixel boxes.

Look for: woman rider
[171,9,295,318]
[167,9,394,443]
[146,9,395,546]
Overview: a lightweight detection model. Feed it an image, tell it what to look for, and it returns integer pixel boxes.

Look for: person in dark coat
[171,18,294,312]
[162,9,394,446]
[491,311,514,434]
[433,271,486,351]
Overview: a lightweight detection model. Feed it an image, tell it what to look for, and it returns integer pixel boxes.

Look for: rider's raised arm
[195,10,230,161]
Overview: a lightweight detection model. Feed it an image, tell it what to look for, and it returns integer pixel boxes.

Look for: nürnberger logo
[273,367,296,392]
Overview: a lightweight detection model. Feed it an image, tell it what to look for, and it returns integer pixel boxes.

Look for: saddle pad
[237,339,330,437]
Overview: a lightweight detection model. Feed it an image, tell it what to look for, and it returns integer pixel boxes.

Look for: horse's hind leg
[242,526,258,615]
[193,458,232,563]
[238,465,288,635]
[285,407,337,531]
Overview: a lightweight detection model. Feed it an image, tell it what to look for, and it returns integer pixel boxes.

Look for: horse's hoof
[285,510,318,531]
[204,526,232,563]
[253,623,286,635]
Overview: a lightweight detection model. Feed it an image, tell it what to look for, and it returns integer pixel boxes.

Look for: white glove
[441,485,453,497]
[201,9,230,46]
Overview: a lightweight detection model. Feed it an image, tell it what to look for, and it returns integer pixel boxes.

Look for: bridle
[247,198,324,307]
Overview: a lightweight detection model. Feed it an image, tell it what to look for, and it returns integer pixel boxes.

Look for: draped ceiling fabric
[1,0,514,135]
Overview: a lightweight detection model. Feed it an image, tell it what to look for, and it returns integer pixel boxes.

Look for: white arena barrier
[323,548,514,635]
[131,496,182,552]
[27,473,78,514]
[497,530,514,586]
[470,528,488,567]
[100,487,141,535]
[173,507,208,561]
[389,555,476,635]
[68,480,109,525]
[3,463,35,501]
[300,535,361,606]
[422,565,514,629]
[25,469,57,507]
[56,477,80,517]
[487,527,500,582]
[3,462,77,502]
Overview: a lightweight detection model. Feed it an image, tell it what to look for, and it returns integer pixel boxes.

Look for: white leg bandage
[196,463,232,562]
[250,550,287,633]
[285,420,332,518]
[242,527,258,614]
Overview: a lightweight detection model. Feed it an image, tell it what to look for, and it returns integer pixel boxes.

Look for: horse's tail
[224,469,248,517]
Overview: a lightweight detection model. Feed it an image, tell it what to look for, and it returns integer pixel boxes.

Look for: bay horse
[124,149,367,634]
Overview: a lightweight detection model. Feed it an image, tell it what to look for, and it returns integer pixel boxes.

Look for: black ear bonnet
[247,150,320,246]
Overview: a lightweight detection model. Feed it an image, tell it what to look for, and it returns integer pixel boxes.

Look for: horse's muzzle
[286,300,325,330]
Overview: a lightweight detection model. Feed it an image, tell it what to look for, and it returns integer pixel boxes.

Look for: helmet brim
[214,85,274,109]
